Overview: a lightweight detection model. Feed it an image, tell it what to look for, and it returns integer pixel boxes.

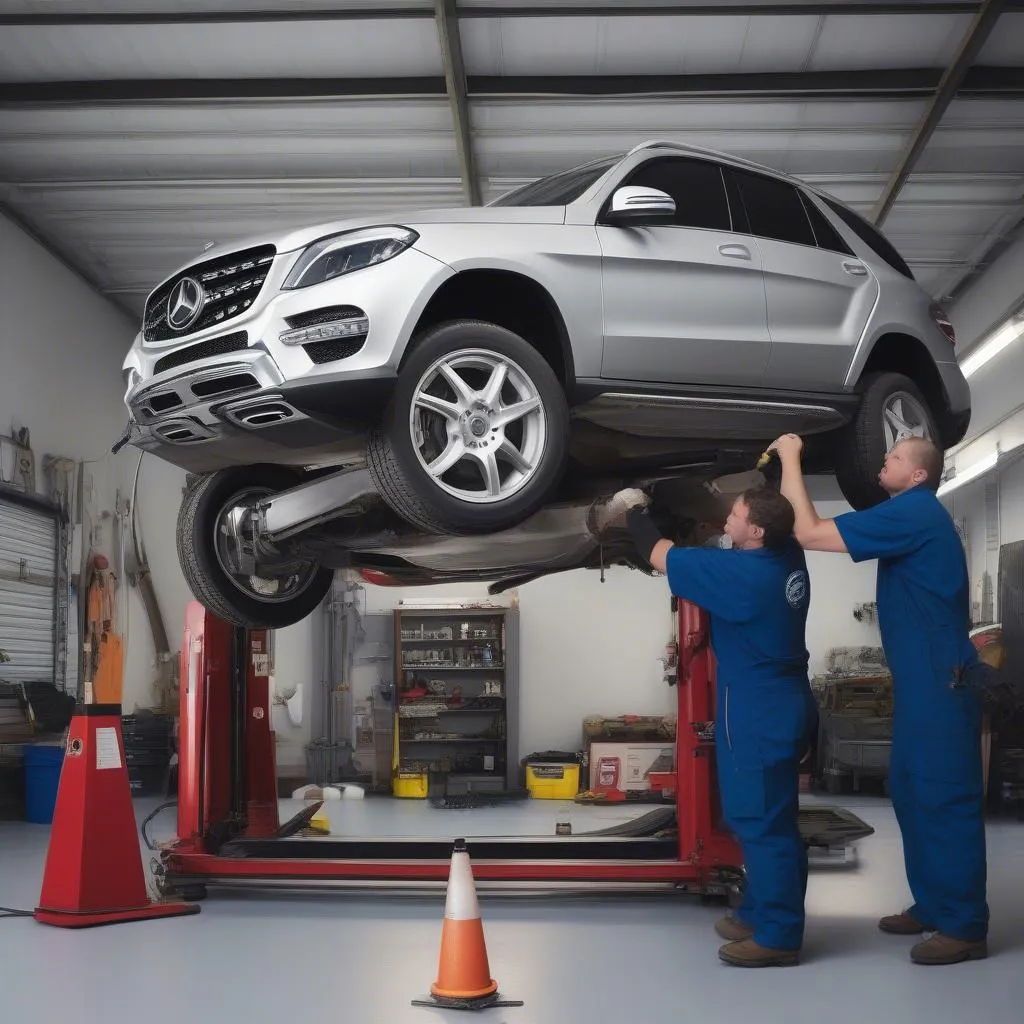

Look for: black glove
[627,507,665,562]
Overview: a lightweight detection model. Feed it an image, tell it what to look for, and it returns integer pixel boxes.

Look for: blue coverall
[666,540,816,952]
[835,485,989,942]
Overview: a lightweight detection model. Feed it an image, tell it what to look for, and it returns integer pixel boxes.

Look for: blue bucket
[23,744,65,824]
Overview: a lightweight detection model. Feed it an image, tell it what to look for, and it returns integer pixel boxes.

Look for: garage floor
[2,796,1023,1024]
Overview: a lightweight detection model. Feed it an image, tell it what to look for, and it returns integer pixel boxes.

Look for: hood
[160,204,567,281]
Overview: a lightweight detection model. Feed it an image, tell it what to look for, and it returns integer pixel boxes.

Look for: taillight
[930,302,956,347]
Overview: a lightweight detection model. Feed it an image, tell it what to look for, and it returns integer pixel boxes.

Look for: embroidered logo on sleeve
[785,570,808,609]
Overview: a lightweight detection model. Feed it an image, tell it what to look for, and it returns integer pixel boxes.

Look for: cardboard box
[588,741,675,792]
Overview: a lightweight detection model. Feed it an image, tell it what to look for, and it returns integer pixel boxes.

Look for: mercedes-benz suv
[119,140,970,628]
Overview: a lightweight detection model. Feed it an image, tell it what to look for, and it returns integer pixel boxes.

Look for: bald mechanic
[615,486,816,968]
[769,434,989,966]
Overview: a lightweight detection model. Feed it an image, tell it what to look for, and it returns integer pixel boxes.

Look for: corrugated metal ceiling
[0,0,1021,312]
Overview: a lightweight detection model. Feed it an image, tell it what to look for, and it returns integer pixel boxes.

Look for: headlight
[283,227,418,290]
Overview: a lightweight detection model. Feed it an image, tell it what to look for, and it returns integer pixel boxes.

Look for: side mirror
[604,186,676,226]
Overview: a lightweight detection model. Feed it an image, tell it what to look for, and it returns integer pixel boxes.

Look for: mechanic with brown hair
[615,486,816,968]
[769,433,989,965]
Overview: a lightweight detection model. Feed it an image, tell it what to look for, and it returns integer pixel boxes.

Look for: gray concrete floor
[2,796,1023,1024]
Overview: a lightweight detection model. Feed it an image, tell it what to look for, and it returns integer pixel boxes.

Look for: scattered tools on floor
[412,838,523,1012]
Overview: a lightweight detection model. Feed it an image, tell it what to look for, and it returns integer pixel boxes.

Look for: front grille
[191,372,259,399]
[154,331,249,375]
[148,393,183,414]
[144,246,275,342]
[303,337,367,364]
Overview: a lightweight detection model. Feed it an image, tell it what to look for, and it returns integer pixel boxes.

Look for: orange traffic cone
[412,838,523,1011]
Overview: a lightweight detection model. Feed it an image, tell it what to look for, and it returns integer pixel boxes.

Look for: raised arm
[768,435,848,554]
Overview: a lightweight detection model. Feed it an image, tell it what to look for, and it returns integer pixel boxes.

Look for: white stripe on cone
[444,848,481,921]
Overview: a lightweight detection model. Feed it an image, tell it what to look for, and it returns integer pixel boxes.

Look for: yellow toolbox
[393,771,428,799]
[525,762,580,800]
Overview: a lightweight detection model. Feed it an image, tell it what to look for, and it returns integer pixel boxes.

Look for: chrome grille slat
[144,246,275,342]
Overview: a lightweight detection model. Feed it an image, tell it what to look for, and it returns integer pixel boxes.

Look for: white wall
[0,212,153,705]
[803,501,882,671]
[948,230,1024,443]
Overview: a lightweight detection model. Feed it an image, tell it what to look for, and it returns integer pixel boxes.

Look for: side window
[800,193,855,256]
[820,195,915,280]
[623,157,732,231]
[730,169,816,248]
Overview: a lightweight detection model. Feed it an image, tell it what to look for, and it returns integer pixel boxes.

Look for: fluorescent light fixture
[937,451,999,497]
[960,318,1024,379]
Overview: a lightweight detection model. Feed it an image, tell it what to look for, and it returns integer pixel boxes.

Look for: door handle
[718,244,751,260]
[842,260,868,276]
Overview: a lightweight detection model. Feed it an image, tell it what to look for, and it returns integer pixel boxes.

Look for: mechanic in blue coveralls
[770,433,989,966]
[615,486,816,968]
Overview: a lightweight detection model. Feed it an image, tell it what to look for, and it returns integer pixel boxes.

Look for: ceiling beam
[7,67,1024,105]
[871,0,1009,226]
[2,2,1022,25]
[3,67,1024,105]
[435,0,481,206]
[0,200,136,320]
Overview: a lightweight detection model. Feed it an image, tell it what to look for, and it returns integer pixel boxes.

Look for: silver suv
[119,140,970,628]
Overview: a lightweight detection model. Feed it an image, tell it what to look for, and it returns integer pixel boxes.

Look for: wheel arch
[404,268,575,389]
[858,332,953,443]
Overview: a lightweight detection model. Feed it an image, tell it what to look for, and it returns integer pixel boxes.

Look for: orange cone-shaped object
[432,838,498,1001]
[412,839,523,1011]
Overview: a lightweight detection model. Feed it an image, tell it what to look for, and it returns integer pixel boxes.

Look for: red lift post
[161,599,743,898]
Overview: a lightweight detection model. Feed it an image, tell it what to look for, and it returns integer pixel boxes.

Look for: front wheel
[368,320,570,533]
[835,372,939,510]
[177,466,333,629]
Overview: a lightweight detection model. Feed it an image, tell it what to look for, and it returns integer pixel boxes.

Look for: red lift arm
[161,599,743,899]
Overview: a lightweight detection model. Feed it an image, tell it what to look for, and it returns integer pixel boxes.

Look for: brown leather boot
[878,911,933,935]
[715,916,754,942]
[719,939,799,968]
[910,934,988,965]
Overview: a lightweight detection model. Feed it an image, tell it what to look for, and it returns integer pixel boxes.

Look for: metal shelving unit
[393,607,518,792]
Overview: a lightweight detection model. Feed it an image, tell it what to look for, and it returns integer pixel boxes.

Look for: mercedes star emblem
[166,276,204,331]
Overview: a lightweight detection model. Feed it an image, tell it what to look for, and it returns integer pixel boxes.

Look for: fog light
[279,317,369,346]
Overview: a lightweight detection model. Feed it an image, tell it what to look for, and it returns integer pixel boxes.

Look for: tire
[834,372,940,510]
[367,320,570,533]
[177,465,333,629]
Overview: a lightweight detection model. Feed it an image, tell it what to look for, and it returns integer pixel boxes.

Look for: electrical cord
[1,907,32,918]
[141,800,178,852]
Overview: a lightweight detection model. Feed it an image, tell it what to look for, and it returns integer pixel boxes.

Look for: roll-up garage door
[0,494,58,682]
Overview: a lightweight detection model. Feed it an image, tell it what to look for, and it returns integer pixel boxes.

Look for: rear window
[819,195,915,279]
[491,159,617,207]
[799,194,854,256]
[730,169,816,248]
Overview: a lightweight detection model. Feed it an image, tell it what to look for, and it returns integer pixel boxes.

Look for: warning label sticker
[95,727,122,770]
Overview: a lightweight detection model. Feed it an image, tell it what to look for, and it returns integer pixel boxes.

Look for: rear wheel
[367,320,569,533]
[835,372,939,510]
[177,466,333,629]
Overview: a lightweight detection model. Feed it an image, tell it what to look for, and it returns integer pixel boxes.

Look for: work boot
[910,934,988,965]
[719,939,799,968]
[715,915,754,942]
[878,911,933,935]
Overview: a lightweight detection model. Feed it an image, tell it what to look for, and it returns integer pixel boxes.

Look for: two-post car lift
[157,600,872,901]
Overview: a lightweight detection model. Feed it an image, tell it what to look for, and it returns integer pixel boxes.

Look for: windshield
[490,158,619,208]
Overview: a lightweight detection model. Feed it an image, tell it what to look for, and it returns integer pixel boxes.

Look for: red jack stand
[34,704,201,928]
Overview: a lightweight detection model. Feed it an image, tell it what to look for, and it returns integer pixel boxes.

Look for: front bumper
[121,246,450,473]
